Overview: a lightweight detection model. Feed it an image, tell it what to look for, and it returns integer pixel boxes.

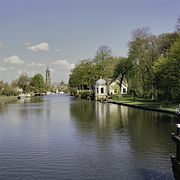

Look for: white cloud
[27,42,50,52]
[3,55,25,64]
[52,59,75,69]
[0,67,6,71]
[0,43,3,48]
[27,62,45,67]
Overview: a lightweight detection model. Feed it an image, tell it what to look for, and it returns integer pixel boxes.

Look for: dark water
[0,95,177,180]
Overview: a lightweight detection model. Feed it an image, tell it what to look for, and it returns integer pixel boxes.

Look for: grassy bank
[111,95,179,114]
[0,96,17,104]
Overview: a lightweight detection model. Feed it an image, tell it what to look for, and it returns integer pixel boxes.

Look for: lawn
[111,95,180,113]
[0,95,17,103]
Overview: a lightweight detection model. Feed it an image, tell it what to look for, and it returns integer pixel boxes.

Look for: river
[0,95,177,179]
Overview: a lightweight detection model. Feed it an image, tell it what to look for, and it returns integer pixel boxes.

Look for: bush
[77,90,94,100]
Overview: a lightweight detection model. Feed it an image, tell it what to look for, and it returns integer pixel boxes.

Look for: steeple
[46,67,51,86]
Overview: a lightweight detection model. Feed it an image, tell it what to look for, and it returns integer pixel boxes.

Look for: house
[108,79,128,95]
[95,78,128,100]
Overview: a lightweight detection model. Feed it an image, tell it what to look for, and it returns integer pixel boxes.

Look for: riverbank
[110,96,180,115]
[0,96,17,104]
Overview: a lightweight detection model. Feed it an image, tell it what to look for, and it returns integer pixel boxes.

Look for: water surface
[0,95,176,179]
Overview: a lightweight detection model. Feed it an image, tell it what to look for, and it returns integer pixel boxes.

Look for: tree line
[69,17,180,101]
[0,73,46,96]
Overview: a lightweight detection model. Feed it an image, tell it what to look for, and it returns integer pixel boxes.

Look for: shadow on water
[139,168,173,180]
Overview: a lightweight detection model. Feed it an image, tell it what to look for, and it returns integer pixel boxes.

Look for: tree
[113,57,134,96]
[94,45,112,63]
[93,45,115,78]
[156,32,178,57]
[128,27,159,98]
[176,15,180,32]
[69,60,96,90]
[166,35,180,100]
[152,56,169,100]
[30,73,45,93]
[2,82,14,96]
[153,35,180,100]
[11,79,18,88]
[69,56,119,92]
[18,73,30,93]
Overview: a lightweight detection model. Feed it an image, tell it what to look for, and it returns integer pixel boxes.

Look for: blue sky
[0,0,179,83]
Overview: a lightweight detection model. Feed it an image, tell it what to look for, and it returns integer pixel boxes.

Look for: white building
[95,78,128,100]
[120,80,128,94]
[95,78,108,100]
[108,79,128,95]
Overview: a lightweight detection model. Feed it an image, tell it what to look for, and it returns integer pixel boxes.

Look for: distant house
[95,78,128,100]
[107,78,128,95]
[120,80,128,94]
[108,80,119,95]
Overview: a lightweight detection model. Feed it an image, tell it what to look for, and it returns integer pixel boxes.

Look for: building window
[123,88,126,94]
[96,88,98,94]
[101,87,104,94]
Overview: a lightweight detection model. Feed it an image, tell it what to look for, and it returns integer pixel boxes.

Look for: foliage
[156,32,179,57]
[94,45,112,63]
[67,20,180,101]
[153,35,180,100]
[30,73,45,93]
[69,50,119,92]
[17,73,30,93]
[77,90,94,99]
[2,82,19,96]
[69,60,96,89]
[128,27,159,98]
[113,57,133,95]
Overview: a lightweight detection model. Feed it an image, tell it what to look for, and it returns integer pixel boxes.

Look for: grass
[0,95,17,104]
[111,95,179,113]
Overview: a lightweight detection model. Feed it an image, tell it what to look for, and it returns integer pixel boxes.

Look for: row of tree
[0,73,46,96]
[69,17,180,101]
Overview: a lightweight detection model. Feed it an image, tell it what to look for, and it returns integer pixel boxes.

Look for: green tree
[69,56,119,92]
[30,73,45,93]
[128,27,159,98]
[113,57,134,96]
[153,35,180,100]
[156,32,178,57]
[69,60,96,90]
[93,56,120,80]
[167,35,180,99]
[18,73,30,93]
[2,82,13,96]
[152,56,169,99]
[93,45,113,78]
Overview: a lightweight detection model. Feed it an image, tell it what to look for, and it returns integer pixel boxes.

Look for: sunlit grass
[111,95,179,113]
[0,95,17,103]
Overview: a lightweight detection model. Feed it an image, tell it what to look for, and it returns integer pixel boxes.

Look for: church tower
[46,67,51,86]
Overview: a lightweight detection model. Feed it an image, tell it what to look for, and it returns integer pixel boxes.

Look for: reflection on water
[70,99,175,179]
[0,96,176,180]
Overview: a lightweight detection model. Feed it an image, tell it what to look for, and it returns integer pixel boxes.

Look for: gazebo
[95,78,107,100]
